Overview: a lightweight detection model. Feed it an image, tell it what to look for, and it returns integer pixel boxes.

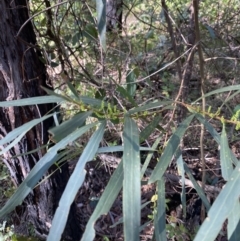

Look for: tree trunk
[0,1,81,240]
[106,0,123,32]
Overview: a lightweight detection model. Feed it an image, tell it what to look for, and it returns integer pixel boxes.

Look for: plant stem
[193,0,206,222]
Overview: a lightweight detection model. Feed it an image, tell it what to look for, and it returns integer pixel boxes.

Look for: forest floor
[73,121,240,241]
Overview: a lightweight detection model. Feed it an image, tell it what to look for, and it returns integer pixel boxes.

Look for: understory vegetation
[1,0,240,240]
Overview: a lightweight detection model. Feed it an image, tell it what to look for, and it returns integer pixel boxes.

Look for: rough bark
[0,1,81,240]
[106,0,123,32]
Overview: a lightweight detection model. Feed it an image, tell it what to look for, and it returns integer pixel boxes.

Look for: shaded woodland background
[0,0,240,240]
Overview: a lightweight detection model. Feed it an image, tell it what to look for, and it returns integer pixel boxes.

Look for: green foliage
[1,80,240,241]
[2,0,240,240]
[194,161,240,241]
[161,72,175,97]
[96,0,106,50]
[122,117,141,241]
[48,121,106,241]
[231,105,240,130]
[0,221,14,241]
[220,123,234,181]
[12,235,39,241]
[166,223,196,241]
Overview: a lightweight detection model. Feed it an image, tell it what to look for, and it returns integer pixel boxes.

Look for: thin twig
[16,0,73,37]
[161,0,182,80]
[193,0,206,222]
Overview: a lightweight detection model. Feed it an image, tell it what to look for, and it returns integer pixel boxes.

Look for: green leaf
[50,61,59,68]
[149,114,195,183]
[0,153,62,217]
[194,161,240,241]
[71,32,82,46]
[140,115,162,143]
[223,91,240,107]
[140,221,152,233]
[195,114,220,143]
[0,132,27,156]
[128,101,172,115]
[49,111,92,142]
[97,146,154,153]
[96,0,106,51]
[80,96,107,108]
[154,177,167,241]
[41,86,75,102]
[233,105,240,115]
[41,87,106,108]
[53,112,60,126]
[0,96,64,107]
[111,201,152,229]
[176,153,186,218]
[95,88,106,100]
[83,24,98,41]
[228,200,240,241]
[66,81,79,99]
[122,116,141,241]
[193,85,240,103]
[11,144,48,158]
[184,163,211,211]
[205,24,216,39]
[47,121,106,241]
[126,69,137,96]
[116,85,137,106]
[81,160,123,241]
[145,29,154,39]
[220,123,233,181]
[0,122,97,217]
[0,114,53,147]
[141,135,162,178]
[196,114,239,166]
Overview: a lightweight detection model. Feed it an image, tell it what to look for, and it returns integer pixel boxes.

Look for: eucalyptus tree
[106,0,123,31]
